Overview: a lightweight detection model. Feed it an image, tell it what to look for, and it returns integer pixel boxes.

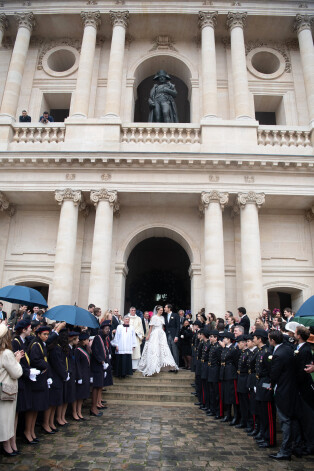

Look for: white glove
[77,379,83,384]
[104,372,107,378]
[47,378,53,388]
[29,373,37,382]
[66,373,70,381]
[103,363,109,370]
[90,377,93,383]
[254,386,256,393]
[30,368,41,376]
[181,335,184,338]
[109,354,112,359]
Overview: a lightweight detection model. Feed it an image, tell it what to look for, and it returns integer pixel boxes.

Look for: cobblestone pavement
[0,403,313,471]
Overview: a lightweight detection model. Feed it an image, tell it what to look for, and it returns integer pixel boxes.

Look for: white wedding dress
[138,315,178,376]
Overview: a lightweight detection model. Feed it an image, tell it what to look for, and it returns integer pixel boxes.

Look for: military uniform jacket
[237,349,250,393]
[207,343,222,383]
[201,341,211,379]
[48,344,68,390]
[28,338,49,391]
[195,339,204,376]
[255,344,273,402]
[246,347,259,389]
[219,345,240,381]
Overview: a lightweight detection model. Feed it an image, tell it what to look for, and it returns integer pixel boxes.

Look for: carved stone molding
[294,14,314,34]
[90,189,119,213]
[245,40,292,73]
[115,0,125,4]
[200,191,229,214]
[198,11,218,30]
[15,12,36,32]
[125,33,134,49]
[305,207,314,222]
[66,173,76,181]
[202,1,213,5]
[109,10,129,29]
[244,175,255,183]
[221,37,231,49]
[101,173,112,181]
[226,12,247,31]
[0,191,15,217]
[86,0,98,4]
[81,10,101,29]
[55,189,82,206]
[37,38,81,70]
[0,13,8,33]
[150,35,177,51]
[209,175,220,182]
[237,191,265,209]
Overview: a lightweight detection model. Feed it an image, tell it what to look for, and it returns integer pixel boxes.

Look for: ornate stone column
[227,12,252,119]
[0,12,35,119]
[199,11,218,119]
[237,192,265,317]
[49,189,82,307]
[71,11,101,118]
[88,189,119,310]
[200,191,229,316]
[294,15,314,125]
[103,11,129,118]
[0,13,8,47]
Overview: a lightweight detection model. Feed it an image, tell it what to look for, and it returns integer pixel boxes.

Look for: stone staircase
[104,369,195,407]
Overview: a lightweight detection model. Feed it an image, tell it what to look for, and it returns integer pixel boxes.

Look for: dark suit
[164,312,180,367]
[111,315,120,331]
[294,343,314,410]
[19,114,31,122]
[239,314,250,334]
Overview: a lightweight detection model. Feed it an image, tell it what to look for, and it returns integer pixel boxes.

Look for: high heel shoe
[23,434,37,445]
[2,448,18,457]
[41,426,55,434]
[12,449,20,455]
[90,410,103,417]
[71,416,81,421]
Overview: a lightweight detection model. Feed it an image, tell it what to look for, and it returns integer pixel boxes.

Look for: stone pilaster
[0,13,8,47]
[0,191,15,217]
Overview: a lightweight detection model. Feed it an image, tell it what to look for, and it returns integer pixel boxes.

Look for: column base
[236,115,255,120]
[0,114,16,123]
[70,113,88,119]
[100,114,122,124]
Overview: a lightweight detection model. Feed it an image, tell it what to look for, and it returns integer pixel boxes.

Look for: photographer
[39,111,54,124]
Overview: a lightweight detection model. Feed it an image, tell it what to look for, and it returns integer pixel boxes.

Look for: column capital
[200,190,229,213]
[81,10,101,29]
[90,188,119,212]
[226,11,247,31]
[0,13,9,34]
[55,188,82,206]
[0,191,15,217]
[237,191,265,209]
[198,11,218,30]
[109,10,129,29]
[305,207,314,222]
[15,12,36,32]
[294,14,314,34]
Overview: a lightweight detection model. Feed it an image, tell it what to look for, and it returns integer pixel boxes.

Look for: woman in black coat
[219,332,241,424]
[74,332,91,420]
[179,320,193,369]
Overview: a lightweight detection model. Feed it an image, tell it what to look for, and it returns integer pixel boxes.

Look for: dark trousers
[238,392,249,426]
[140,338,146,354]
[195,374,202,402]
[209,381,220,416]
[167,334,179,367]
[257,400,276,446]
[276,405,292,456]
[201,379,210,408]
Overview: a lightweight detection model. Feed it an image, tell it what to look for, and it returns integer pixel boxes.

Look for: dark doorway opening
[134,74,190,123]
[267,288,304,314]
[50,108,69,122]
[124,237,191,313]
[16,281,49,302]
[255,111,276,125]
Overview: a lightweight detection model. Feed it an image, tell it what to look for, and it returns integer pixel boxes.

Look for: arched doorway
[15,281,49,302]
[124,237,191,313]
[267,287,304,313]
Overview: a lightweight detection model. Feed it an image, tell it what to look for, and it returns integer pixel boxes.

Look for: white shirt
[297,342,305,351]
[167,312,172,323]
[111,324,137,354]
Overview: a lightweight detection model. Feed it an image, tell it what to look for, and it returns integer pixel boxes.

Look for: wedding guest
[111,316,137,378]
[74,332,91,420]
[90,322,110,416]
[179,319,193,369]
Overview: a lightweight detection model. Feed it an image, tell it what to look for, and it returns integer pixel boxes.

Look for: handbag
[0,382,18,401]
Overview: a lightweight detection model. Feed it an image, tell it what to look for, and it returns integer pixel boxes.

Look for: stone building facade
[0,1,313,320]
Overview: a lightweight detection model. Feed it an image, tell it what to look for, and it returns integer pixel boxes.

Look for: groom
[164,304,180,371]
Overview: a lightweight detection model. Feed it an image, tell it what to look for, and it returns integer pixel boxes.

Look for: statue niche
[148,70,178,123]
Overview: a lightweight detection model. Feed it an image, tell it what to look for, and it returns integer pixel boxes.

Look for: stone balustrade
[121,124,201,145]
[12,124,66,144]
[257,126,311,147]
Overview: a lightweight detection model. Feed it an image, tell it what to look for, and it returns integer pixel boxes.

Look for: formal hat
[79,332,90,341]
[36,325,51,334]
[193,320,203,328]
[15,320,31,331]
[210,329,219,337]
[236,335,247,342]
[202,327,211,338]
[246,334,254,341]
[100,320,111,329]
[254,329,268,339]
[307,334,314,344]
[223,331,235,340]
[68,331,80,337]
[0,323,8,338]
[285,321,301,333]
[153,69,171,81]
[199,328,205,335]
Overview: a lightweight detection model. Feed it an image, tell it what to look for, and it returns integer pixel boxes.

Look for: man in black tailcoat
[164,304,180,370]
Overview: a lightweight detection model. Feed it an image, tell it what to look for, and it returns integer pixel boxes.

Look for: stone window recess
[246,46,288,80]
[254,95,286,125]
[38,40,81,76]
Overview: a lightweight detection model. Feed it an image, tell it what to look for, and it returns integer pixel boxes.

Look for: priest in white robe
[126,307,144,370]
[111,317,137,377]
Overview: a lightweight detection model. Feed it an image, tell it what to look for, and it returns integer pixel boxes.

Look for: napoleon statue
[148,70,178,123]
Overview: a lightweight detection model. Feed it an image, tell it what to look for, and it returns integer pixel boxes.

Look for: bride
[138,305,178,376]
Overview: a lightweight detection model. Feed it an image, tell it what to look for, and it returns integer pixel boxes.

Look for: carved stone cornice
[200,191,229,214]
[0,13,8,33]
[109,10,129,29]
[81,10,101,29]
[150,35,176,52]
[90,189,119,213]
[305,207,314,222]
[0,192,15,217]
[15,12,36,32]
[226,12,247,31]
[55,189,82,206]
[294,14,314,34]
[237,191,265,209]
[198,11,218,30]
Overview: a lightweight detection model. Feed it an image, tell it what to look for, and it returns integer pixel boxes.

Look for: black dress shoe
[229,418,239,426]
[269,453,291,461]
[1,448,18,457]
[194,402,201,406]
[41,426,55,434]
[254,433,263,440]
[248,429,259,437]
[12,449,20,455]
[32,438,40,443]
[71,416,81,421]
[90,410,103,417]
[191,392,197,395]
[23,434,37,445]
[214,415,222,420]
[97,405,108,410]
[79,417,87,421]
[258,441,270,448]
[206,411,215,417]
[246,427,253,434]
[191,383,196,387]
[235,424,246,429]
[220,416,232,423]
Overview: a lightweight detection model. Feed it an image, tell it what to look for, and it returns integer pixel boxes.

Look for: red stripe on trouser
[233,380,239,405]
[268,402,274,445]
[218,382,223,416]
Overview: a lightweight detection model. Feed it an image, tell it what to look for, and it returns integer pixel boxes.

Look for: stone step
[109,383,192,393]
[113,377,194,386]
[104,390,195,403]
[104,399,194,408]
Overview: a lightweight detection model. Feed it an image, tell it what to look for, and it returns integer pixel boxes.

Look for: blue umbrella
[0,284,47,308]
[45,305,99,328]
[295,295,314,317]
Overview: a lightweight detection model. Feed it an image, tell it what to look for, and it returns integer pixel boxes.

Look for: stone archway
[265,282,308,313]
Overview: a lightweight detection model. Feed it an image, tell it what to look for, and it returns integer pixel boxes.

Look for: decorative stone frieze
[244,175,255,183]
[200,191,229,213]
[37,38,81,70]
[150,35,176,51]
[101,173,112,181]
[305,207,314,222]
[15,12,35,32]
[226,12,247,31]
[90,189,119,213]
[109,10,129,29]
[55,189,82,206]
[245,41,291,73]
[0,191,15,216]
[81,10,101,29]
[237,191,265,209]
[198,11,218,30]
[0,13,8,33]
[294,14,314,34]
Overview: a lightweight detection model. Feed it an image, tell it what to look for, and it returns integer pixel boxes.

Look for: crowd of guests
[190,306,314,461]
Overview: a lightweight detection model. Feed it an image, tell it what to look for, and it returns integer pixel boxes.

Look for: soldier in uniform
[191,320,202,373]
[194,329,204,406]
[207,330,222,419]
[253,329,276,448]
[200,328,211,412]
[246,334,259,436]
[236,334,250,429]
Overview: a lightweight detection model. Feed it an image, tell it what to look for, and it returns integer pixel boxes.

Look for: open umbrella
[294,295,314,327]
[44,305,99,328]
[0,284,48,308]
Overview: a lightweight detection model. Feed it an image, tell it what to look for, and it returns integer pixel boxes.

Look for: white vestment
[111,325,137,354]
[126,314,144,369]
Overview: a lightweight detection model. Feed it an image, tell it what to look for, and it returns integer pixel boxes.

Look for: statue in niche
[148,70,178,123]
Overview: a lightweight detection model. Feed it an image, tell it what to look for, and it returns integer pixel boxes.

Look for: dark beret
[100,320,111,328]
[79,332,90,341]
[236,335,247,342]
[254,329,269,339]
[223,331,235,340]
[210,330,219,337]
[36,325,51,334]
[15,320,31,331]
[193,320,203,328]
[68,331,80,337]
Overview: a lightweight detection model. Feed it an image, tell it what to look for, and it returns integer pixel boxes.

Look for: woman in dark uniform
[219,332,241,424]
[103,321,113,391]
[12,320,33,452]
[74,332,91,420]
[27,325,51,444]
[179,320,193,370]
[90,321,108,416]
